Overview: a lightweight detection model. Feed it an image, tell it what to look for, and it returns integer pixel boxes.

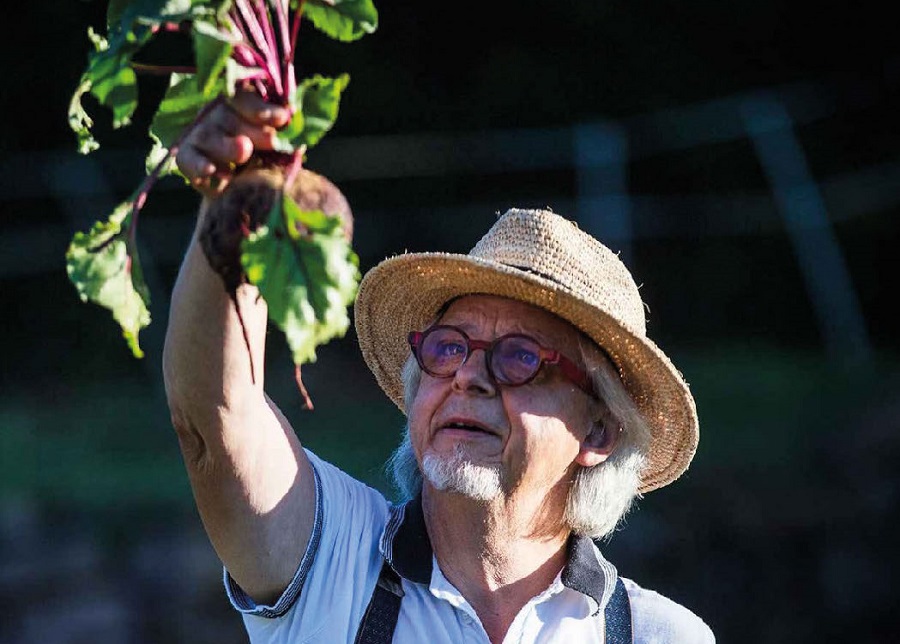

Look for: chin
[421,446,504,502]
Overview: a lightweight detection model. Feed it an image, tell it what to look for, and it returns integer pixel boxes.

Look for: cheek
[511,395,592,462]
[519,414,582,453]
[407,379,441,449]
[514,387,593,434]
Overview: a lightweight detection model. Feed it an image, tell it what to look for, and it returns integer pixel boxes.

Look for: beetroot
[201,166,353,294]
[199,164,355,408]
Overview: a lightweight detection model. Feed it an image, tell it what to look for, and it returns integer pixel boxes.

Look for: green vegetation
[65,0,376,367]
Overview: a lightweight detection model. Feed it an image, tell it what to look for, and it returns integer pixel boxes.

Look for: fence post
[574,122,633,265]
[740,92,872,366]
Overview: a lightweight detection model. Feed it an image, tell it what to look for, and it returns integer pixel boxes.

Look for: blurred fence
[3,71,897,360]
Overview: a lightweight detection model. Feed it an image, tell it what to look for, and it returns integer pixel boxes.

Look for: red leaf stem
[231,42,261,67]
[151,21,190,34]
[271,0,291,58]
[232,42,277,87]
[253,78,269,99]
[295,365,314,410]
[124,96,227,246]
[232,0,284,100]
[131,63,197,75]
[232,294,258,385]
[253,0,285,99]
[270,0,294,96]
[290,0,304,65]
[228,11,250,42]
[283,148,305,195]
[233,0,272,63]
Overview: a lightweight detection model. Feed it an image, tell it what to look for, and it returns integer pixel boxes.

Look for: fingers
[229,92,291,128]
[176,91,293,197]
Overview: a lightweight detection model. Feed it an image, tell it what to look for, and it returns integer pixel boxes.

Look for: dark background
[2,0,899,641]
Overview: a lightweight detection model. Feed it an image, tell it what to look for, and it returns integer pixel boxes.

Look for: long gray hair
[385,342,651,540]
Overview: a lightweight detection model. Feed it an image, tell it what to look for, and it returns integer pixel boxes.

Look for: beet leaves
[66,0,377,369]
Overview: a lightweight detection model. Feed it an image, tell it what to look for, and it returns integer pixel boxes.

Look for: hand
[177,91,291,198]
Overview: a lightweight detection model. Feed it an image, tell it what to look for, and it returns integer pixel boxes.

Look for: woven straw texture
[354,208,699,493]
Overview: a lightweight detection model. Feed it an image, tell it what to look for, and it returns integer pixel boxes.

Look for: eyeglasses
[407,325,594,396]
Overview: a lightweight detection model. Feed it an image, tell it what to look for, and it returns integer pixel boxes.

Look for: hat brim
[354,252,698,493]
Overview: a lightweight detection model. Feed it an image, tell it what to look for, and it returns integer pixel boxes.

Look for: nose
[451,347,497,396]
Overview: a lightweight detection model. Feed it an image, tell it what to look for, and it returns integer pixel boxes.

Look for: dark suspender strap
[604,578,633,643]
[355,560,631,643]
[354,560,405,644]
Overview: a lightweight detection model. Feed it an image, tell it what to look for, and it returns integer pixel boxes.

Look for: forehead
[437,295,584,351]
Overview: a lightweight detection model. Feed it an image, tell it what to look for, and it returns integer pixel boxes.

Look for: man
[164,93,715,642]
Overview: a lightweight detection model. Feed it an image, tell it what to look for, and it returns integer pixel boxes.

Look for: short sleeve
[623,578,716,644]
[225,449,392,643]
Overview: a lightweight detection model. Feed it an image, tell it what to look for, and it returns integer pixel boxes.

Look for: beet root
[200,166,354,294]
[198,165,354,408]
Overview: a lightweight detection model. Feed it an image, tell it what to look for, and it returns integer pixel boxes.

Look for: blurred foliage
[2,343,894,506]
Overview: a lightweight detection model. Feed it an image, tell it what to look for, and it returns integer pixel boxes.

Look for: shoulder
[306,449,390,514]
[621,577,715,644]
[233,451,393,637]
[304,449,394,553]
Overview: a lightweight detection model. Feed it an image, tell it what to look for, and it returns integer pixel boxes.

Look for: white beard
[421,444,503,502]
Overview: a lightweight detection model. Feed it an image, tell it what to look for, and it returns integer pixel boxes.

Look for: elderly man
[164,93,715,643]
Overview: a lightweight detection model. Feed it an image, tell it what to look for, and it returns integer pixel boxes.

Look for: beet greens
[66,0,377,367]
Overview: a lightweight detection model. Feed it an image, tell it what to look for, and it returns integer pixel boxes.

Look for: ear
[575,422,618,468]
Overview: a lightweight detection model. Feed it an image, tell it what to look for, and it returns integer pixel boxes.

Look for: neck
[422,482,571,643]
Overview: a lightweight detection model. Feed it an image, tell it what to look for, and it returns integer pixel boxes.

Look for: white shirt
[226,450,715,643]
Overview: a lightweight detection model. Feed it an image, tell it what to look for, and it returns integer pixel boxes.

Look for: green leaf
[300,0,378,42]
[241,192,359,365]
[68,26,149,149]
[277,74,349,151]
[106,0,132,28]
[110,0,223,28]
[222,57,261,96]
[92,65,139,129]
[69,78,99,155]
[71,0,228,150]
[150,73,219,148]
[192,20,235,98]
[144,132,183,178]
[66,200,151,358]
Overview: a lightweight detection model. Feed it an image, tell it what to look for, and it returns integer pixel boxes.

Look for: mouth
[437,418,500,438]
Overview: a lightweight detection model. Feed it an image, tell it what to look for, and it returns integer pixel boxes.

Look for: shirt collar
[379,496,618,615]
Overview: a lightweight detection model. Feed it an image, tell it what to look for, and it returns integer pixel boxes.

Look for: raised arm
[163,92,316,604]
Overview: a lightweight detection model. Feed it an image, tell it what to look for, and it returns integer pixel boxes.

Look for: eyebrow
[441,319,574,356]
[435,298,581,354]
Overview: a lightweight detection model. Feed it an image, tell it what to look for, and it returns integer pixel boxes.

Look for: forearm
[163,199,315,601]
[163,200,267,427]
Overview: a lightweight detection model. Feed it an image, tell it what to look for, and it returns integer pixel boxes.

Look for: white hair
[385,342,651,539]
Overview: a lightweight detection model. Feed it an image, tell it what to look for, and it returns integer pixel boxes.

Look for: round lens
[492,336,542,385]
[420,327,468,376]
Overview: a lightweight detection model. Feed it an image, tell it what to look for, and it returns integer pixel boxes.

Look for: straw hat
[354,208,698,493]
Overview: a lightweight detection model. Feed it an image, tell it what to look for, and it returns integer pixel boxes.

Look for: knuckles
[177,96,280,194]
